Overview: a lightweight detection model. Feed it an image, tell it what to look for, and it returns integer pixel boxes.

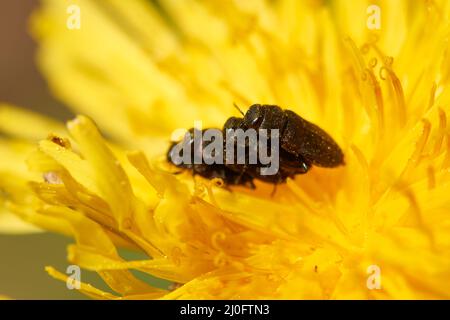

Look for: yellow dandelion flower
[1,0,450,299]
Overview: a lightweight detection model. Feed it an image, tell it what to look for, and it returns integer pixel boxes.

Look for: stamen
[380,67,407,127]
[351,145,373,222]
[401,119,432,180]
[369,57,378,68]
[427,165,436,189]
[432,108,447,156]
[361,69,369,81]
[211,177,224,187]
[205,178,224,207]
[213,251,227,267]
[193,177,207,198]
[383,56,394,67]
[360,43,371,55]
[366,69,385,137]
[351,145,369,175]
[379,67,388,81]
[368,46,406,128]
[442,133,450,169]
[401,189,435,249]
[171,246,183,267]
[286,179,317,213]
[211,232,226,251]
[427,82,437,111]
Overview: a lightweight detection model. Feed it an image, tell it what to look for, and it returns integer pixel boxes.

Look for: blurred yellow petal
[45,266,117,300]
[42,205,163,296]
[0,139,43,234]
[0,104,64,142]
[67,116,135,229]
[0,208,41,234]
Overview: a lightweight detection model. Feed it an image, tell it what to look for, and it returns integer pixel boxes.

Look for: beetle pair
[167,104,344,187]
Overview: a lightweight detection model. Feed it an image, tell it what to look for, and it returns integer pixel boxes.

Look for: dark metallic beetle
[167,104,344,187]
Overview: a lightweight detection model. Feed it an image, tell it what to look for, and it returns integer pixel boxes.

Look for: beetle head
[223,116,243,131]
[242,104,265,128]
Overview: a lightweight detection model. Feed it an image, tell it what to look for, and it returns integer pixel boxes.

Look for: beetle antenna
[233,103,245,116]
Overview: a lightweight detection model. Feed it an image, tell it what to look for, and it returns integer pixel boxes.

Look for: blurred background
[0,1,72,119]
[0,0,174,300]
[0,1,87,299]
[1,1,169,299]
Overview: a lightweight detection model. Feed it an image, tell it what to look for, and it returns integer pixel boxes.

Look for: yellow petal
[0,104,64,141]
